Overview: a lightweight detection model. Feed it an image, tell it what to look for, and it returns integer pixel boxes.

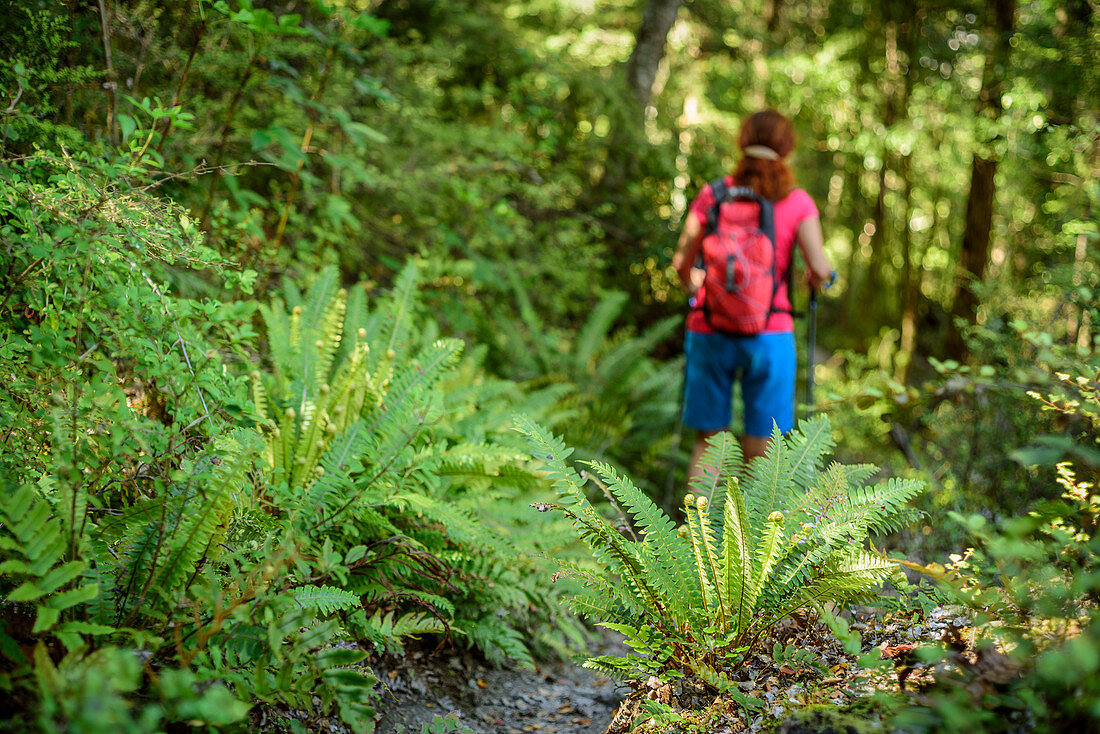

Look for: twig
[136,160,276,192]
[2,84,24,115]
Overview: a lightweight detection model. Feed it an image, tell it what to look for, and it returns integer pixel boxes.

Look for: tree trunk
[625,0,683,106]
[947,0,1016,360]
[766,0,785,32]
[868,13,898,302]
[895,11,921,382]
[897,151,919,382]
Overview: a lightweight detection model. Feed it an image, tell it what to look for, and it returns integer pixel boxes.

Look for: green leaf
[118,113,137,141]
[32,606,60,633]
[45,583,99,610]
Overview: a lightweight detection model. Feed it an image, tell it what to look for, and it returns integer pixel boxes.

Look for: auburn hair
[732,110,797,202]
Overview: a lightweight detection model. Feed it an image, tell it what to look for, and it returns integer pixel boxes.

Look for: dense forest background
[0,0,1097,732]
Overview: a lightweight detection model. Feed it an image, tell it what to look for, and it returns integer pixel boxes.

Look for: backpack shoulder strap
[705,177,729,237]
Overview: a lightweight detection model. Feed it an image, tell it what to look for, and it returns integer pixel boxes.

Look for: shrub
[894,364,1100,733]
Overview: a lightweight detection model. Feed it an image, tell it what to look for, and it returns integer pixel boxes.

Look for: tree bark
[947,0,1016,360]
[896,11,920,382]
[625,0,683,106]
[868,12,898,300]
[766,0,785,32]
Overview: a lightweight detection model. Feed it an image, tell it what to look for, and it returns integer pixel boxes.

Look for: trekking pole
[806,270,837,416]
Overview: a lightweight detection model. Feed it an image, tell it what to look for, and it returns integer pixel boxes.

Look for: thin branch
[2,84,24,115]
[136,160,276,192]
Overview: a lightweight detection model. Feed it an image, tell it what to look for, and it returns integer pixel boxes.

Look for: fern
[461,615,535,669]
[107,431,256,621]
[581,655,641,681]
[253,264,552,668]
[295,585,361,615]
[574,292,630,375]
[0,482,96,640]
[589,460,703,623]
[517,415,924,688]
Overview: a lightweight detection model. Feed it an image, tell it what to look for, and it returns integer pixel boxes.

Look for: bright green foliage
[895,374,1100,733]
[251,264,562,668]
[294,585,361,615]
[0,483,97,640]
[495,287,685,492]
[103,431,259,623]
[516,414,923,690]
[0,152,378,732]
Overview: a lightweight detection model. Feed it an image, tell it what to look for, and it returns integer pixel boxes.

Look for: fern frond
[251,371,270,423]
[746,510,786,618]
[381,264,420,357]
[743,423,794,532]
[833,477,925,536]
[307,287,347,393]
[694,498,727,623]
[567,593,638,625]
[744,417,836,535]
[581,655,644,681]
[399,492,517,557]
[295,585,361,615]
[574,292,628,375]
[155,433,252,592]
[513,415,586,505]
[357,610,446,654]
[462,615,534,668]
[683,495,714,615]
[761,550,899,633]
[363,339,463,452]
[781,415,835,493]
[261,298,292,388]
[721,477,755,636]
[387,611,445,638]
[593,315,679,387]
[298,267,341,345]
[586,460,702,624]
[687,431,742,514]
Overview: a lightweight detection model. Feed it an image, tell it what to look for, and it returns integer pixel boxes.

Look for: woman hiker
[671,109,834,483]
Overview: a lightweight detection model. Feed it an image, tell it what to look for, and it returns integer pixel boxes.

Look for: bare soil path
[372,639,626,733]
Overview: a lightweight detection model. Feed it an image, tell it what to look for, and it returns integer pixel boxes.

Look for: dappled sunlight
[0,0,1095,732]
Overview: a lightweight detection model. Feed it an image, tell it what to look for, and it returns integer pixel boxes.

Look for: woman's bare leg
[741,434,771,463]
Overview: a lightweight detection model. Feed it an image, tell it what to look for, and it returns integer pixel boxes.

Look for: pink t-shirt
[686,179,819,334]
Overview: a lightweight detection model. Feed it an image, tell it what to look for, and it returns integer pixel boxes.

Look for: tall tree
[948,0,1017,359]
[625,0,683,106]
[895,10,922,383]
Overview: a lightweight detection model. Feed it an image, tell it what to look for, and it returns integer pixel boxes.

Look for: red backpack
[696,178,780,335]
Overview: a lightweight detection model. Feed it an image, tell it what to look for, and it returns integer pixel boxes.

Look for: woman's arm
[671,214,705,293]
[795,215,834,288]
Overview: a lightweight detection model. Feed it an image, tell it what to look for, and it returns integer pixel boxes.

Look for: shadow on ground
[372,637,627,733]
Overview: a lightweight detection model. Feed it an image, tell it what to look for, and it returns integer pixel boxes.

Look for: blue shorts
[682,330,796,437]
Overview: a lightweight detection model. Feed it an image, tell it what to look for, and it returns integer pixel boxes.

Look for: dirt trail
[372,640,626,734]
